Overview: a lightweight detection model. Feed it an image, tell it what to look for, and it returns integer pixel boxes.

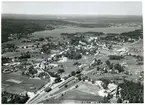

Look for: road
[26,76,78,104]
[26,48,71,103]
[26,47,100,104]
[26,75,55,103]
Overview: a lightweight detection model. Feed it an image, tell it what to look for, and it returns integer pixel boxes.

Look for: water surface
[32,26,139,38]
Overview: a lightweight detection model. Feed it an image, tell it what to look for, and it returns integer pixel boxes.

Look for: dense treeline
[114,63,124,73]
[120,29,143,40]
[117,80,143,103]
[65,50,82,60]
[100,29,143,42]
[79,23,110,28]
[2,57,11,65]
[2,91,29,104]
[2,18,110,43]
[108,55,124,60]
[105,60,124,73]
[41,42,58,54]
[60,31,104,37]
[2,19,55,43]
[2,43,17,53]
[19,52,31,59]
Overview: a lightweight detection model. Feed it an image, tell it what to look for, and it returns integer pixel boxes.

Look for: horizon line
[2,13,142,16]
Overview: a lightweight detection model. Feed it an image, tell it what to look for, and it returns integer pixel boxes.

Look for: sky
[2,1,142,15]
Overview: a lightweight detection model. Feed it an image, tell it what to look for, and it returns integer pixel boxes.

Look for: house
[79,41,86,46]
[95,80,103,89]
[27,92,35,98]
[3,69,12,73]
[49,63,58,68]
[58,56,67,62]
[88,37,98,42]
[120,62,128,67]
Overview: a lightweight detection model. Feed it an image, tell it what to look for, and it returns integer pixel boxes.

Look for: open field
[76,81,101,96]
[2,52,21,58]
[2,71,48,94]
[60,89,103,101]
[42,89,103,104]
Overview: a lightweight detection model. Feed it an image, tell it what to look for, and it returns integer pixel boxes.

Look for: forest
[117,80,143,103]
[2,91,29,104]
[2,18,55,43]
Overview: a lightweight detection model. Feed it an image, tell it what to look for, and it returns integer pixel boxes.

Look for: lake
[32,26,140,38]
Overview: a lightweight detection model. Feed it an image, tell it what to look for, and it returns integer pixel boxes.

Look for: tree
[76,70,81,74]
[63,76,69,80]
[25,93,29,101]
[65,85,68,88]
[118,80,143,103]
[114,63,124,73]
[38,37,45,41]
[97,67,100,71]
[57,69,65,74]
[2,97,7,103]
[102,96,110,103]
[2,57,11,65]
[108,55,124,60]
[73,62,81,66]
[75,85,79,88]
[2,91,29,104]
[117,98,122,103]
[108,44,112,50]
[71,71,76,76]
[41,44,51,54]
[105,60,111,66]
[65,50,82,60]
[15,95,21,103]
[101,79,110,89]
[97,59,102,65]
[109,63,113,69]
[88,78,91,81]
[78,76,82,81]
[104,68,108,73]
[29,66,37,75]
[54,76,62,83]
[92,80,95,84]
[21,71,25,75]
[132,96,138,103]
[107,93,113,100]
[20,51,31,59]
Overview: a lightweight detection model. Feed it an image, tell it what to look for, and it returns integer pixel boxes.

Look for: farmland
[2,71,49,94]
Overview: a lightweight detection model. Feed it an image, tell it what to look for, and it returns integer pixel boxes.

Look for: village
[2,27,143,103]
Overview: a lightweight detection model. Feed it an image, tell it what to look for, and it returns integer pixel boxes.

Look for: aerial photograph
[1,1,144,104]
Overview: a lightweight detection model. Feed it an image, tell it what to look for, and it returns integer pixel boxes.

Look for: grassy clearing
[76,81,101,96]
[43,89,103,103]
[87,73,124,81]
[110,55,143,78]
[59,89,103,101]
[2,52,21,58]
[2,71,48,94]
